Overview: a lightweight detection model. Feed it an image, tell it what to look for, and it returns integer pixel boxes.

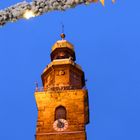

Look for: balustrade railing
[35,85,87,92]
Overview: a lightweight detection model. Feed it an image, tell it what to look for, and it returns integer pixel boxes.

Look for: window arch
[55,106,67,120]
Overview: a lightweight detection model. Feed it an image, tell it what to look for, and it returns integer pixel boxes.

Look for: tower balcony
[35,85,87,92]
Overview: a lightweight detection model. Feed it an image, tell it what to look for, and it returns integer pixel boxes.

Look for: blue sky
[0,0,140,140]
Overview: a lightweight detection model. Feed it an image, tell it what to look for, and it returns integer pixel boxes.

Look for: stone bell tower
[35,34,89,140]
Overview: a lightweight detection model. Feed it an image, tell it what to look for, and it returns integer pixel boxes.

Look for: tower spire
[62,23,64,33]
[60,23,66,40]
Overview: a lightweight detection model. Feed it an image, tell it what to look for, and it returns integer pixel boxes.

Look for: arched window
[55,106,66,120]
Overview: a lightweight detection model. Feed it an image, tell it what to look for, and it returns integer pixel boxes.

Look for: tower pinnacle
[60,33,66,40]
[60,23,65,40]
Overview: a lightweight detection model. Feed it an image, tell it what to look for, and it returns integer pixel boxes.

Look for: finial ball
[60,33,66,39]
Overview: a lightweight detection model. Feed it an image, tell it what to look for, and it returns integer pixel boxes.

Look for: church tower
[35,34,89,140]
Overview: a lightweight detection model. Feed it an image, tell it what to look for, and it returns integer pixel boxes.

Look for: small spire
[62,23,64,33]
[35,81,39,92]
[60,23,66,40]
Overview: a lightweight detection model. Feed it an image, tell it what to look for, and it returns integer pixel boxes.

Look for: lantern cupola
[50,34,76,61]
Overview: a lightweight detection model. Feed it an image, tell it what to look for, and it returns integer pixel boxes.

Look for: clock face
[53,119,68,131]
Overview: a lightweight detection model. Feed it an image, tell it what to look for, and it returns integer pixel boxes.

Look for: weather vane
[0,0,116,26]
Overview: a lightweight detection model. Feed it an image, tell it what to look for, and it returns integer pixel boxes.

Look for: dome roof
[51,40,74,52]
